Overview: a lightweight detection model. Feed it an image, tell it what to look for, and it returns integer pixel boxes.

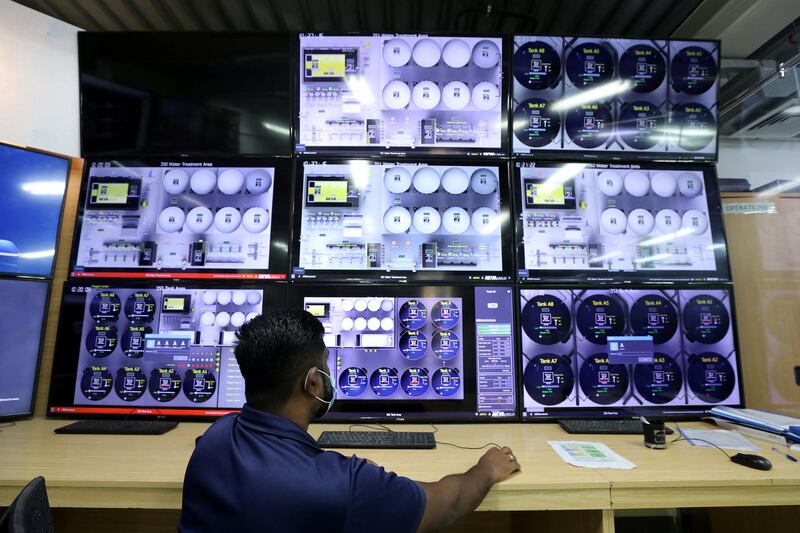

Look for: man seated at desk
[180,310,520,533]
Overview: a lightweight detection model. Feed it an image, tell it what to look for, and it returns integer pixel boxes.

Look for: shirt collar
[237,404,321,450]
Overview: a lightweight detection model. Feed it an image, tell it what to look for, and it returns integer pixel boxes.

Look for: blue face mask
[305,368,336,418]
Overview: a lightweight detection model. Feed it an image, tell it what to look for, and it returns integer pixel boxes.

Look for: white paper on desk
[548,441,636,470]
[681,428,760,452]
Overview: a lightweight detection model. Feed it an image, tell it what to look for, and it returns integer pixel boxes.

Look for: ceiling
[17,0,800,143]
[14,0,703,36]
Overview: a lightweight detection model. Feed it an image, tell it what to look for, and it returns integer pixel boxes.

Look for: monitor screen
[48,282,286,418]
[78,32,293,157]
[70,158,292,280]
[292,159,513,282]
[287,285,518,421]
[296,34,507,156]
[514,161,730,283]
[0,277,49,419]
[0,142,69,278]
[519,287,742,419]
[512,36,719,161]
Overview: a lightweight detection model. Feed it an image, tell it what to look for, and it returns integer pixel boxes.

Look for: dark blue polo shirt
[179,404,426,533]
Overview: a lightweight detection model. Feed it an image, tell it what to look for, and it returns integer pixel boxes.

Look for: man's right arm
[416,446,520,532]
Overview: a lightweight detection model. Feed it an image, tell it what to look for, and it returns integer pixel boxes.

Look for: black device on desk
[54,420,178,435]
[730,453,772,471]
[317,431,436,449]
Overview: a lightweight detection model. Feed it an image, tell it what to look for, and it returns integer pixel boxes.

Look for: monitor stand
[54,420,179,435]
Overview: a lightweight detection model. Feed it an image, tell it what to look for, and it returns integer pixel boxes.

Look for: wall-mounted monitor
[514,161,730,283]
[519,286,742,419]
[0,277,50,419]
[296,34,507,157]
[511,36,719,161]
[78,32,293,157]
[48,282,286,419]
[0,142,70,278]
[287,284,518,421]
[70,158,293,280]
[292,159,513,283]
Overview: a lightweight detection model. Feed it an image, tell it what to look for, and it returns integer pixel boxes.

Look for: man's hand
[417,445,521,532]
[477,446,521,484]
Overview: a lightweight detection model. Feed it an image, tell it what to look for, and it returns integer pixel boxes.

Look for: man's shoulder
[193,412,239,449]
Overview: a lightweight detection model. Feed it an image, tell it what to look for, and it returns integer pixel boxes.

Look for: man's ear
[304,367,321,397]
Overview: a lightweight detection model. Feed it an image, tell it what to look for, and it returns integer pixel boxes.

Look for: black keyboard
[317,431,436,449]
[559,419,646,435]
[54,420,179,435]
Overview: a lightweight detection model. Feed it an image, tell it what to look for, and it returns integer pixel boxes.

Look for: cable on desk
[435,440,502,451]
[429,423,500,450]
[0,422,16,432]
[347,423,392,433]
[671,424,732,459]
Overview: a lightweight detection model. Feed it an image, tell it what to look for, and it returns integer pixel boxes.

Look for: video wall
[70,159,293,280]
[296,34,507,156]
[293,160,512,282]
[42,30,733,422]
[0,143,70,278]
[514,162,729,282]
[512,37,719,160]
[49,283,285,417]
[0,278,50,418]
[0,142,69,420]
[290,285,517,420]
[520,287,741,418]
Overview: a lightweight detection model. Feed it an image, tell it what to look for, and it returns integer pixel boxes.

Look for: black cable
[429,423,500,450]
[671,424,732,459]
[672,437,733,459]
[435,440,502,451]
[0,422,16,432]
[348,423,391,433]
[670,423,683,443]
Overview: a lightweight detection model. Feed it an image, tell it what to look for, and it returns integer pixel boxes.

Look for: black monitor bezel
[0,140,71,280]
[46,280,289,421]
[0,276,51,420]
[516,284,744,422]
[294,32,510,158]
[513,160,732,284]
[508,34,721,163]
[77,31,295,159]
[68,156,295,281]
[287,283,519,423]
[291,157,515,284]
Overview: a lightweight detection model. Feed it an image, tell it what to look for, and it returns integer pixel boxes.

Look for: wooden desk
[1,418,799,533]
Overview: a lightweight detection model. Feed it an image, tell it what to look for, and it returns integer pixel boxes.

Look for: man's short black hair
[234,310,327,408]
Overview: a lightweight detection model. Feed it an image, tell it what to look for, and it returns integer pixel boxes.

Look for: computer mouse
[730,453,772,471]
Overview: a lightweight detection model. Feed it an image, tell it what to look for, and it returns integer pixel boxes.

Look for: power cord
[0,422,16,433]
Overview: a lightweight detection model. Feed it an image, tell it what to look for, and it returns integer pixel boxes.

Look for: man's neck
[253,401,311,432]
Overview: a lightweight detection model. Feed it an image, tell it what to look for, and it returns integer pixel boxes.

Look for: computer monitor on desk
[48,282,287,419]
[287,284,518,422]
[519,286,743,420]
[0,277,50,419]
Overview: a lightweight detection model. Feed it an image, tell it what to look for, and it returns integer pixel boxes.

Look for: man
[180,310,520,533]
